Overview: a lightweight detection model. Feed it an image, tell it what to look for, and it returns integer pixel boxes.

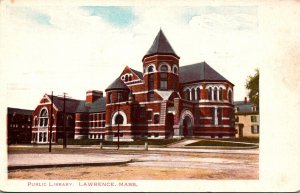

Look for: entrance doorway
[183,116,193,137]
[166,113,174,137]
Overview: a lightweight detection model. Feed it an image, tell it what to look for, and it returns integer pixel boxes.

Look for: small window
[148,91,154,101]
[214,87,218,101]
[211,107,215,125]
[196,87,201,100]
[147,110,152,121]
[219,88,223,100]
[251,116,257,122]
[129,75,132,81]
[228,90,232,103]
[251,125,259,134]
[117,92,123,102]
[208,87,212,100]
[154,133,159,137]
[185,90,190,101]
[160,65,168,72]
[217,108,222,125]
[191,88,196,101]
[160,73,168,90]
[125,75,128,82]
[154,114,160,124]
[148,66,154,73]
[173,66,178,74]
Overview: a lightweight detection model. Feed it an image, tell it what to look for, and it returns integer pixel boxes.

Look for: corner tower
[142,29,180,99]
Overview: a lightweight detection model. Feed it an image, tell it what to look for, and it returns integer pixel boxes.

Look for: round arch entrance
[179,109,194,137]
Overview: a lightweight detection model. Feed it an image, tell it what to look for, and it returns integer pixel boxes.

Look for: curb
[8,159,134,171]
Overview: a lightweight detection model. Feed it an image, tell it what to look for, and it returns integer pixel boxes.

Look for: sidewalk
[8,153,133,170]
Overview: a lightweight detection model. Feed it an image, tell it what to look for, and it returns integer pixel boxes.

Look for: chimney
[86,90,103,103]
[244,97,248,104]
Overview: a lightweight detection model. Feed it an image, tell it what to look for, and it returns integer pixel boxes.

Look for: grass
[214,137,259,143]
[55,138,181,146]
[186,140,256,147]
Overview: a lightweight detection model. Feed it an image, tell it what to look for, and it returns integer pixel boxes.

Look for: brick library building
[30,30,236,144]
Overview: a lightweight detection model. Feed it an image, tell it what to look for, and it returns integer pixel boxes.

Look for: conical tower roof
[143,29,179,60]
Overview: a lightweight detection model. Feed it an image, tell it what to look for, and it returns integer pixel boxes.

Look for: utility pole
[49,91,53,152]
[63,92,67,149]
[117,93,120,150]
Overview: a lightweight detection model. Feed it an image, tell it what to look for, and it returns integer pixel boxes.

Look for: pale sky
[0,2,266,110]
[1,1,300,191]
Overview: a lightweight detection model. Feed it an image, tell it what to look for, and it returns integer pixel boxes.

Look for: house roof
[143,29,179,60]
[130,68,143,80]
[7,107,33,115]
[234,101,257,113]
[46,94,106,113]
[76,97,106,113]
[179,62,232,85]
[105,77,130,91]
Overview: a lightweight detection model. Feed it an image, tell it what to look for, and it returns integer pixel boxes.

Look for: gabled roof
[179,62,232,85]
[49,95,83,113]
[105,77,130,91]
[130,68,143,80]
[7,107,33,115]
[143,29,179,60]
[46,94,106,113]
[76,97,106,113]
[234,101,257,113]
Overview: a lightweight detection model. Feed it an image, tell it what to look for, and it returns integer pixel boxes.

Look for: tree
[246,69,259,108]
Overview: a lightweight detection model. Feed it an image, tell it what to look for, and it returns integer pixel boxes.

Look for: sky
[1,3,261,109]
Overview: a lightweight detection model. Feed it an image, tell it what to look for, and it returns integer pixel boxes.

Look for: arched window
[109,93,113,104]
[185,90,190,101]
[219,88,223,100]
[196,87,201,100]
[128,75,132,81]
[66,115,73,127]
[115,114,124,124]
[160,65,168,72]
[228,90,232,103]
[148,66,154,73]
[191,88,195,101]
[173,66,178,74]
[125,75,128,82]
[208,87,212,100]
[39,109,48,127]
[213,87,218,101]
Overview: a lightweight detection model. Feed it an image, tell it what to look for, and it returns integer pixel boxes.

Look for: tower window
[228,90,232,103]
[219,88,223,100]
[196,87,201,100]
[173,66,178,74]
[160,73,168,90]
[208,87,212,100]
[148,74,154,90]
[214,87,218,101]
[191,88,196,101]
[148,66,154,73]
[160,65,168,72]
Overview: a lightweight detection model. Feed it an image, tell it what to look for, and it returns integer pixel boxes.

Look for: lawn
[56,138,181,146]
[215,137,259,143]
[186,140,257,147]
